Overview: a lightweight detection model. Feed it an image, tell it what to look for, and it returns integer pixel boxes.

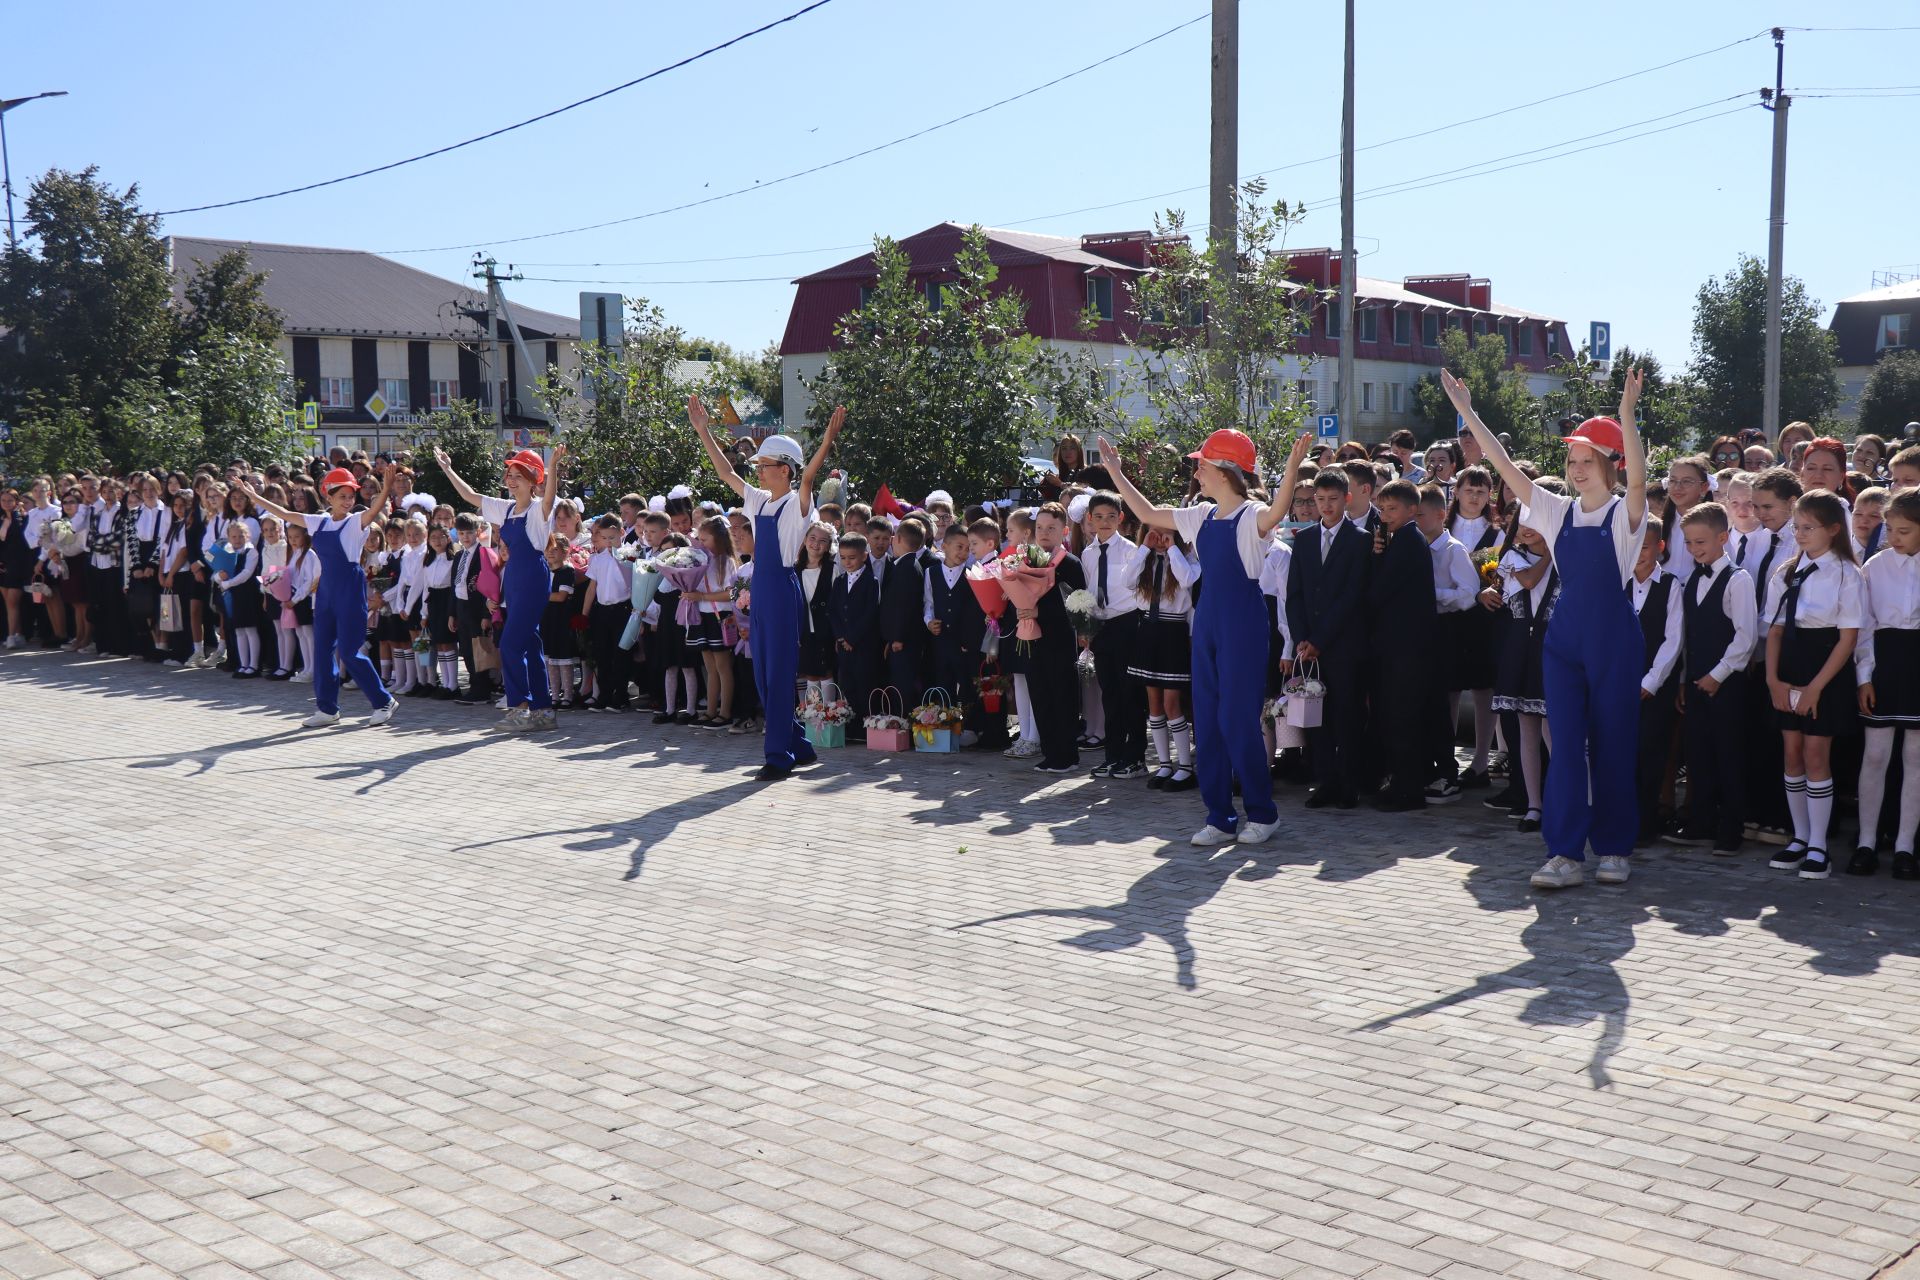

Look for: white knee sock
[1149,715,1169,766]
[546,660,563,696]
[437,653,459,690]
[1784,774,1810,844]
[416,649,432,684]
[296,626,314,673]
[663,675,679,714]
[1014,675,1035,743]
[1082,682,1105,738]
[1807,777,1835,851]
[1169,716,1192,769]
[558,660,578,702]
[1859,728,1895,850]
[1471,689,1495,771]
[236,629,259,671]
[1898,735,1920,855]
[681,668,699,710]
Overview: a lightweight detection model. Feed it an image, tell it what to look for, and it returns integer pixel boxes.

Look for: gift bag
[1271,702,1307,749]
[802,680,848,749]
[1284,659,1324,729]
[472,634,501,673]
[912,688,961,753]
[158,592,183,633]
[976,659,1005,714]
[865,687,912,753]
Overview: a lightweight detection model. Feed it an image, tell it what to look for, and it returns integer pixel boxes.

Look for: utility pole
[1762,27,1789,439]
[0,91,69,252]
[1209,0,1239,406]
[1337,0,1356,438]
[473,255,504,428]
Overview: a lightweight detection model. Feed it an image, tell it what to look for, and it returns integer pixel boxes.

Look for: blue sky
[8,1,1916,367]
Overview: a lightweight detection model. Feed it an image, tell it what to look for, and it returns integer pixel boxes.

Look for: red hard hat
[505,449,546,486]
[320,467,357,494]
[1187,428,1258,474]
[1562,417,1624,459]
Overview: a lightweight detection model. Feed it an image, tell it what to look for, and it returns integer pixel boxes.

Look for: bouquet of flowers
[998,543,1066,649]
[46,518,85,557]
[260,565,292,602]
[1471,548,1501,592]
[725,567,752,653]
[909,688,966,752]
[975,663,1010,713]
[653,545,711,626]
[1064,588,1100,641]
[801,688,853,726]
[1281,662,1325,729]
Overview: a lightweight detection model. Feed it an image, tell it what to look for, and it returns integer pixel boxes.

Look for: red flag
[873,483,905,518]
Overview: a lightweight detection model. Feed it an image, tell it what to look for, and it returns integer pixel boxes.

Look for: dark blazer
[1367,523,1436,659]
[1286,520,1370,656]
[879,553,925,645]
[1033,556,1088,658]
[830,568,880,655]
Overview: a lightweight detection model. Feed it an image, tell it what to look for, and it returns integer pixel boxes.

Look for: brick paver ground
[3,650,1919,1280]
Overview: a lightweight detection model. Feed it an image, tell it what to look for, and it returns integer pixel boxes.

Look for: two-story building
[167,237,580,455]
[1828,275,1917,422]
[779,222,1572,442]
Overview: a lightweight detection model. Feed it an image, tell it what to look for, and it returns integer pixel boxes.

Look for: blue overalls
[1541,499,1642,860]
[498,506,552,710]
[1192,506,1278,833]
[310,516,390,716]
[752,493,817,771]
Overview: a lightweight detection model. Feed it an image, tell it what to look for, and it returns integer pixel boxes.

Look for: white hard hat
[750,434,804,469]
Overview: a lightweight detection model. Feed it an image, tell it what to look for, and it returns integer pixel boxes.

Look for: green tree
[175,249,284,351]
[1856,349,1920,438]
[1115,180,1313,486]
[1541,345,1696,449]
[1689,254,1839,436]
[399,399,504,504]
[1413,327,1542,456]
[536,297,725,505]
[713,339,784,420]
[800,226,1050,502]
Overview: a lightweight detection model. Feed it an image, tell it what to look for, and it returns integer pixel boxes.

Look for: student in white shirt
[1130,526,1200,791]
[1850,488,1920,879]
[1763,489,1866,880]
[1627,526,1683,843]
[580,514,637,712]
[1079,493,1146,778]
[1418,485,1478,802]
[1664,503,1757,856]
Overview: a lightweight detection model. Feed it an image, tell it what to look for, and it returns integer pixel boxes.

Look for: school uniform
[1026,554,1089,771]
[1679,555,1757,851]
[585,548,634,708]
[1858,546,1920,728]
[452,540,496,698]
[797,560,836,680]
[1081,532,1145,770]
[1769,550,1865,737]
[543,564,580,661]
[830,563,881,738]
[1631,567,1683,841]
[1286,517,1371,806]
[1427,528,1478,786]
[415,553,456,647]
[879,550,926,709]
[1367,522,1438,809]
[1445,518,1500,692]
[1258,541,1292,699]
[221,544,263,628]
[1492,549,1557,718]
[924,557,982,709]
[1740,524,1792,831]
[1130,548,1197,685]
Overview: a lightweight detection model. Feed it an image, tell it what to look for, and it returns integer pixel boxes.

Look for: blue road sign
[1317,413,1339,439]
[1590,321,1612,363]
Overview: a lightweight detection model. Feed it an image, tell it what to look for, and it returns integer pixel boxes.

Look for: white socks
[1806,777,1835,852]
[1859,728,1920,854]
[235,629,259,672]
[1013,675,1035,744]
[1168,716,1192,767]
[296,626,315,674]
[1149,715,1169,766]
[437,653,459,690]
[1784,774,1810,845]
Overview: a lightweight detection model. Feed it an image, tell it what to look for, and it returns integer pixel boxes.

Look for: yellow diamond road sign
[364,390,389,423]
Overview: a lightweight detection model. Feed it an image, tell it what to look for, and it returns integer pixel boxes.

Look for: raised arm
[432,448,487,509]
[1441,370,1534,513]
[1256,432,1313,539]
[1092,434,1179,531]
[357,464,395,530]
[235,480,301,526]
[1617,367,1648,532]
[798,406,844,516]
[537,443,566,519]
[689,395,746,498]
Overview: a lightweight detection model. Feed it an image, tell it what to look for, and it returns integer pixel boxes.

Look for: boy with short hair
[1854,486,1889,559]
[1417,485,1476,803]
[450,513,497,705]
[1287,469,1370,808]
[1080,492,1145,777]
[829,533,880,739]
[1667,501,1756,854]
[580,514,634,711]
[1888,444,1920,492]
[1367,479,1437,812]
[925,524,983,743]
[880,520,928,707]
[1341,459,1379,532]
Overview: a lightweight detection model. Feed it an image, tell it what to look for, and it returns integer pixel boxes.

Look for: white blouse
[1520,489,1645,589]
[1856,549,1920,684]
[1768,550,1865,631]
[1427,530,1478,614]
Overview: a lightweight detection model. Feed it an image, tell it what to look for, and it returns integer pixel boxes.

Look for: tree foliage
[1413,327,1543,456]
[800,226,1048,503]
[1541,344,1695,450]
[1856,349,1920,438]
[1689,254,1840,437]
[400,399,505,504]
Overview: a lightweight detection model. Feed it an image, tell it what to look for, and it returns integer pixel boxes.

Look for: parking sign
[1317,413,1339,439]
[1590,322,1611,363]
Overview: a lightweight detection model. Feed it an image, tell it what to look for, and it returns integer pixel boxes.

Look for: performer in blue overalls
[1102,429,1305,847]
[690,395,843,780]
[436,444,566,731]
[236,465,399,729]
[1444,368,1649,890]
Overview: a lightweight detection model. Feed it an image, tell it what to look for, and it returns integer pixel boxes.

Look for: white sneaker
[1190,824,1237,847]
[162,658,185,668]
[301,710,340,728]
[1595,855,1632,885]
[291,670,312,684]
[59,639,82,652]
[3,634,20,649]
[1530,855,1585,889]
[528,708,557,731]
[366,699,398,727]
[1005,738,1042,759]
[183,652,207,669]
[491,707,533,733]
[1237,819,1281,845]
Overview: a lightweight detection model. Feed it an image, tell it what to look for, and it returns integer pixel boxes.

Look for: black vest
[1636,573,1675,683]
[1682,564,1737,681]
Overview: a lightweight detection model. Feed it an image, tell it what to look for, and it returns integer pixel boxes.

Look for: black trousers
[1742,663,1787,827]
[836,646,878,740]
[1637,680,1678,837]
[884,638,922,711]
[88,565,128,654]
[1374,664,1429,803]
[589,601,632,706]
[1685,670,1748,847]
[456,596,494,692]
[1091,613,1145,766]
[1029,639,1081,768]
[1308,656,1366,801]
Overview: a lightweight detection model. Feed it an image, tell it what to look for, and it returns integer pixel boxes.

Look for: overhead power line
[149,0,838,216]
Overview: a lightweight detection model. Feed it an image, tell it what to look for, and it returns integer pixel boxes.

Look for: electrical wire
[374,13,1210,255]
[148,0,838,216]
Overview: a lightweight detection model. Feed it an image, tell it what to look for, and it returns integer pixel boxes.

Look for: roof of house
[166,236,580,341]
[1834,278,1920,306]
[796,222,1137,282]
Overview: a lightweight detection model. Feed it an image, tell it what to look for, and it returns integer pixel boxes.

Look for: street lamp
[1,90,69,251]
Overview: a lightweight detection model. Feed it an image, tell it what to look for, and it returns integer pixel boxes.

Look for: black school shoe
[1483,786,1521,812]
[1798,849,1831,880]
[1458,768,1490,790]
[1846,847,1879,877]
[1892,851,1919,880]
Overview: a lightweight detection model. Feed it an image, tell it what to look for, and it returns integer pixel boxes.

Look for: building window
[858,285,875,308]
[1546,327,1560,357]
[1357,308,1378,343]
[381,378,408,411]
[1325,303,1342,340]
[1474,317,1488,337]
[1387,382,1402,413]
[1393,310,1412,345]
[1515,323,1534,356]
[429,380,456,410]
[1880,313,1913,350]
[1421,313,1440,347]
[924,281,945,312]
[318,376,353,409]
[1255,376,1280,410]
[1085,275,1114,321]
[1361,382,1375,412]
[1296,378,1314,408]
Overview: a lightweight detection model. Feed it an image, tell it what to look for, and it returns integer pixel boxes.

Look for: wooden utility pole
[1210,0,1238,400]
[1762,28,1789,439]
[1337,0,1356,438]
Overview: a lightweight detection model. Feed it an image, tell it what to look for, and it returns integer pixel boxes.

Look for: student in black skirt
[1852,488,1920,877]
[1763,489,1864,880]
[683,515,737,728]
[1491,519,1558,833]
[1128,525,1198,790]
[651,532,698,725]
[0,487,36,646]
[418,524,459,698]
[796,521,837,691]
[542,535,582,708]
[214,520,263,677]
[1445,466,1501,786]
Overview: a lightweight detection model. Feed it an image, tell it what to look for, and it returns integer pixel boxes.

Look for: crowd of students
[2,403,1917,888]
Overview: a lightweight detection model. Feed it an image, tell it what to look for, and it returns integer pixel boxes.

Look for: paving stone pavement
[3,650,1919,1280]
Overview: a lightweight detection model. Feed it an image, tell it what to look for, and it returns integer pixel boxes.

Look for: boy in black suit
[1629,527,1682,843]
[450,514,497,704]
[925,524,984,735]
[1367,480,1437,812]
[1025,502,1088,774]
[830,533,881,741]
[880,521,927,709]
[1287,470,1370,808]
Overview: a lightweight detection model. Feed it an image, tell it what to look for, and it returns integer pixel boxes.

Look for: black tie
[1147,553,1164,622]
[1780,562,1817,637]
[1691,564,1712,602]
[1097,541,1109,608]
[1755,531,1781,613]
[1736,533,1749,564]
